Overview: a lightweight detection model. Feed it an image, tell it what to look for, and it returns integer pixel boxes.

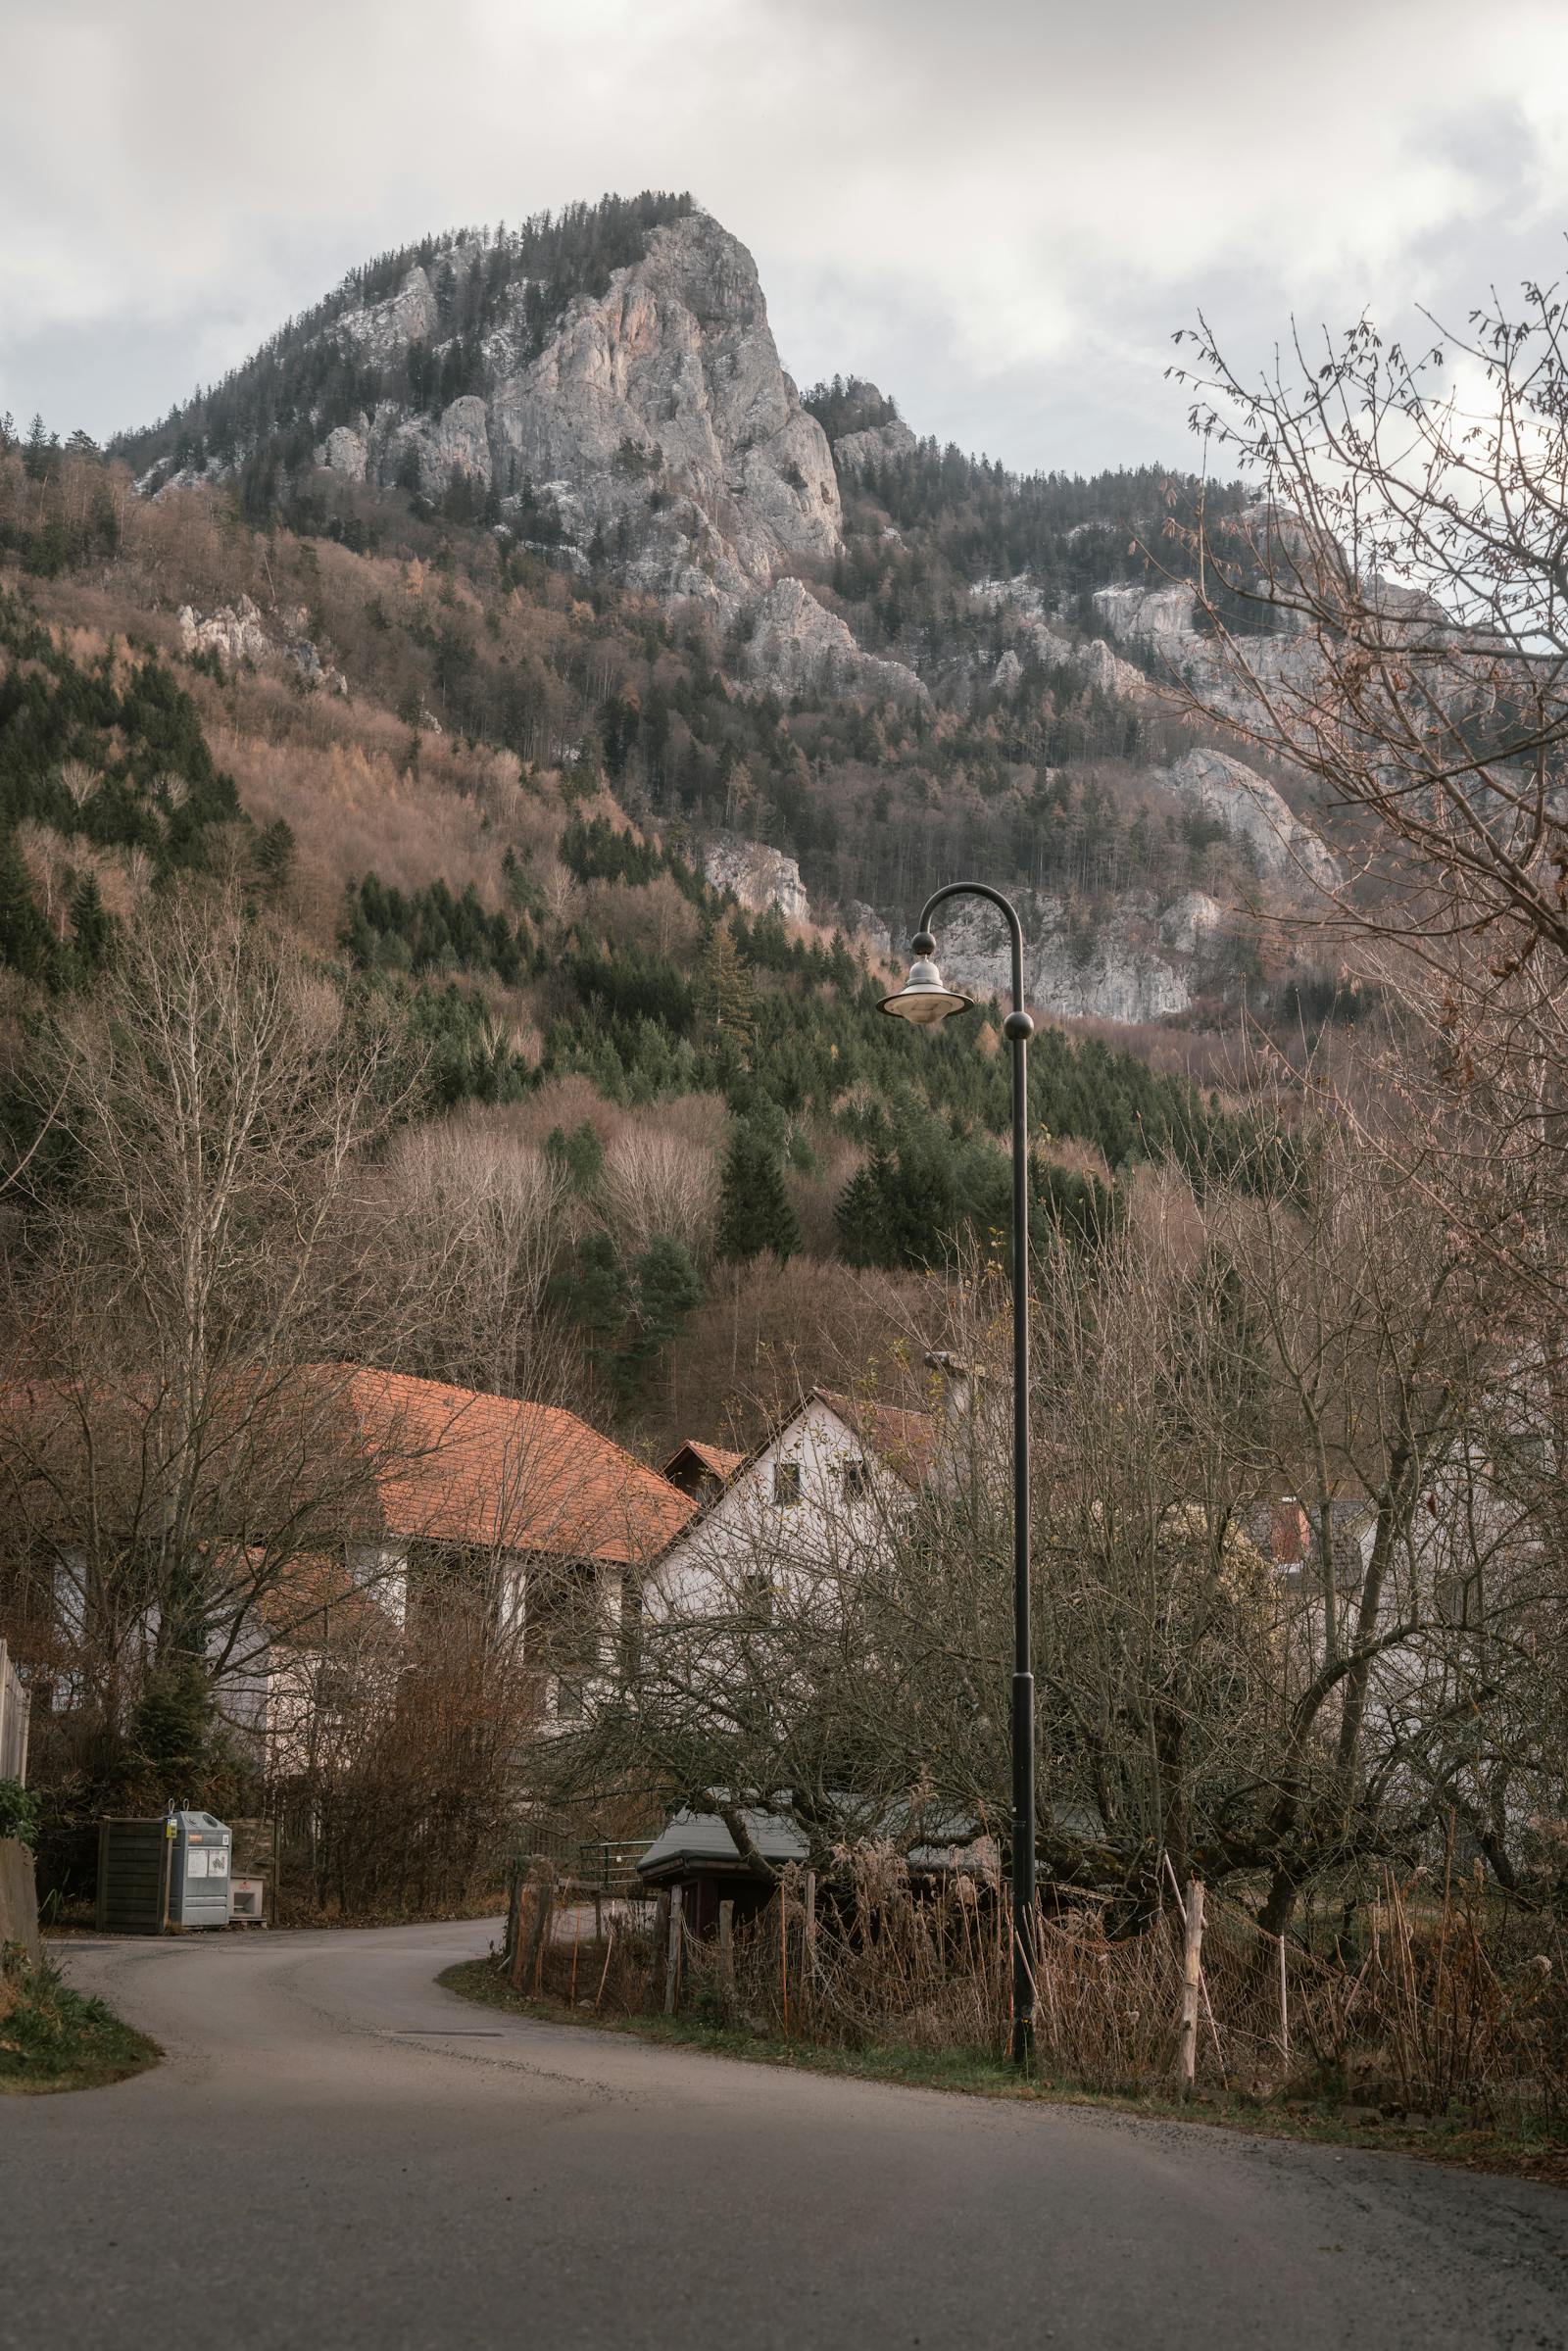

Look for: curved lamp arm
[916,882,1026,1019]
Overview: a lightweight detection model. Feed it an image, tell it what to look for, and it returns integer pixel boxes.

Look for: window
[838,1457,869,1499]
[773,1460,802,1507]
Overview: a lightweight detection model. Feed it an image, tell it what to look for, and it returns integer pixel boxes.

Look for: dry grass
[637,1848,1568,2139]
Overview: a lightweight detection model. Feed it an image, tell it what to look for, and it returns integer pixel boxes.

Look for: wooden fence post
[513,1856,555,1993]
[1177,1879,1204,2098]
[531,1866,556,1994]
[717,1899,736,2022]
[804,1870,817,1983]
[503,1858,523,1975]
[663,1885,684,2015]
[1277,1932,1290,2074]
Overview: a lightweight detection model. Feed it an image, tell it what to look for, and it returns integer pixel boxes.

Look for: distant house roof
[0,1365,695,1571]
[636,1799,996,1886]
[337,1368,695,1564]
[813,1390,938,1490]
[637,1806,809,1883]
[662,1439,746,1497]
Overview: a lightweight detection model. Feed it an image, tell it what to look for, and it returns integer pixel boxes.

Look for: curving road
[2,1921,1564,2350]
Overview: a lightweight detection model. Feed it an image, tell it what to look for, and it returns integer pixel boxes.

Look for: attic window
[838,1458,869,1498]
[773,1461,802,1507]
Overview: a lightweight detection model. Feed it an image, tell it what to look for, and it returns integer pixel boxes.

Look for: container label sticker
[186,1849,210,1877]
[207,1849,228,1876]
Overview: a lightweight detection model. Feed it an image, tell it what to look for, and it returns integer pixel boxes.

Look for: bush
[0,1779,38,1849]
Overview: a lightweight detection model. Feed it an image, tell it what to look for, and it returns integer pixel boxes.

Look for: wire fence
[512,1843,1566,2131]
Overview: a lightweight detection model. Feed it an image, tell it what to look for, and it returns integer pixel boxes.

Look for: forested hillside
[0,193,1331,1453]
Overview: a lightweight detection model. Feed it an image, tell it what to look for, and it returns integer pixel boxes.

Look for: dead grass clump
[660,1845,1568,2131]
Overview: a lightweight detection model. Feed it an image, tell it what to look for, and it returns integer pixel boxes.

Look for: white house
[647,1385,947,1628]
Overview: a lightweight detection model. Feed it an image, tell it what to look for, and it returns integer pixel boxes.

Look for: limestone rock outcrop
[845,901,893,961]
[1165,749,1338,888]
[337,264,440,361]
[177,596,346,695]
[833,418,919,475]
[1091,578,1320,721]
[388,395,493,499]
[935,893,1194,1026]
[972,578,1146,705]
[177,595,270,669]
[703,832,811,923]
[294,215,846,608]
[319,422,369,482]
[740,578,926,705]
[1159,890,1225,955]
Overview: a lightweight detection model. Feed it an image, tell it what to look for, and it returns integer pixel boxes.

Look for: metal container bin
[170,1812,231,1928]
[97,1811,233,1933]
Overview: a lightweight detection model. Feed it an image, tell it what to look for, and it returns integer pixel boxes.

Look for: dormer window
[773,1460,802,1507]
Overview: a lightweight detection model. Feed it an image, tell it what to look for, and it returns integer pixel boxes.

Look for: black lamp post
[879,883,1036,2068]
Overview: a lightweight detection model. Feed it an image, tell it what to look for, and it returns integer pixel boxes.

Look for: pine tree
[69,871,114,969]
[545,1120,605,1194]
[715,1122,800,1266]
[701,920,756,1058]
[618,1235,705,1397]
[23,413,54,483]
[835,1145,895,1268]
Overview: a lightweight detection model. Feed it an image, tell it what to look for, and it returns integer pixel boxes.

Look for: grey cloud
[4,0,1568,474]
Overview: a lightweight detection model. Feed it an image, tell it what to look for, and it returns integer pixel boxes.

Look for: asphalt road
[3,1921,1564,2351]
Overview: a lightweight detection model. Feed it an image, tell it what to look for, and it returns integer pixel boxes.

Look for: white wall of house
[647,1396,910,1627]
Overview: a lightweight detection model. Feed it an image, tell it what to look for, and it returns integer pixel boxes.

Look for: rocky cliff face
[702,832,811,924]
[973,578,1148,705]
[934,892,1218,1026]
[177,595,347,695]
[832,417,919,475]
[740,577,926,705]
[1091,578,1319,723]
[315,217,841,604]
[1163,748,1338,888]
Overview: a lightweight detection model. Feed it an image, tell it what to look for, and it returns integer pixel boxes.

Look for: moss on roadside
[438,1957,1568,2187]
[0,1952,160,2095]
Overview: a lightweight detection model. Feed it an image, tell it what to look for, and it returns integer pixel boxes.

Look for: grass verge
[0,1951,160,2095]
[439,1957,1568,2187]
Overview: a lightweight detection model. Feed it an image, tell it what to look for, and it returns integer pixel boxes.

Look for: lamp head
[878,932,972,1027]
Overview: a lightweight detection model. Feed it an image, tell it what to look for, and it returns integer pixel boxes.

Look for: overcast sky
[6,0,1568,476]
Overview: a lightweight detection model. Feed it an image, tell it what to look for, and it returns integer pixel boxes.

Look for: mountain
[122,201,839,598]
[103,195,1342,1033]
[0,191,1353,1439]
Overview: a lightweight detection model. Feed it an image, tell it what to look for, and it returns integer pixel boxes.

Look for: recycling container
[97,1811,233,1933]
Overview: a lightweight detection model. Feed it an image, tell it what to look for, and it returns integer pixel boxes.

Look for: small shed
[635,1807,807,1936]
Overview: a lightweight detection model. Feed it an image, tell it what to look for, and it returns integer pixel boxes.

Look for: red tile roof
[662,1438,746,1488]
[342,1368,694,1563]
[815,1390,938,1490]
[0,1366,694,1569]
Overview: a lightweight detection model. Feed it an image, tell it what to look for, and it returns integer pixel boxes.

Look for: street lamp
[880,883,1036,2068]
